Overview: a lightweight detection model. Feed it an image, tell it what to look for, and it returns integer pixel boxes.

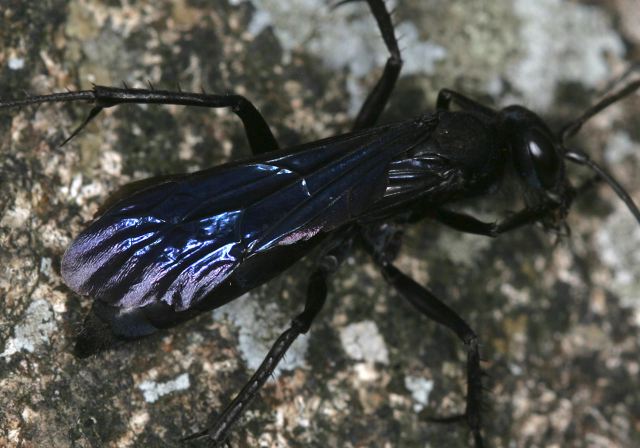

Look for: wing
[61,116,436,312]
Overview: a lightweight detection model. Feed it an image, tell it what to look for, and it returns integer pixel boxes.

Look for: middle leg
[341,0,404,131]
[380,260,485,447]
[361,227,485,447]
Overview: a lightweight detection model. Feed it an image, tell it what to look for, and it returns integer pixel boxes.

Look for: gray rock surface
[1,1,639,447]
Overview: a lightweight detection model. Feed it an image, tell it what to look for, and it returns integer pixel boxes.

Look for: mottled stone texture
[1,1,639,447]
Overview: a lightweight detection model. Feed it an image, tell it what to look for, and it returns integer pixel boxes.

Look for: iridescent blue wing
[62,117,435,312]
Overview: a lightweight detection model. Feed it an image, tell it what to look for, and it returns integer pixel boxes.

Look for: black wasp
[1,1,639,446]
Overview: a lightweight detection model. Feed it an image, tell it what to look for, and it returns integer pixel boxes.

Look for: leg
[433,207,555,237]
[436,89,496,117]
[430,170,635,236]
[339,0,403,131]
[376,259,485,447]
[408,204,563,237]
[0,85,278,154]
[184,263,333,445]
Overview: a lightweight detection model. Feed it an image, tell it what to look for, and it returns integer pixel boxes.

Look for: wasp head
[498,105,574,230]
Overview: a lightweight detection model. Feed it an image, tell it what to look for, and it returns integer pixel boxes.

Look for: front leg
[411,205,560,237]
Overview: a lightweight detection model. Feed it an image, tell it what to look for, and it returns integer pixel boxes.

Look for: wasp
[1,1,639,446]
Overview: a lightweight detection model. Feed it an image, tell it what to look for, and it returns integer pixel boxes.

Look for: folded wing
[62,118,435,312]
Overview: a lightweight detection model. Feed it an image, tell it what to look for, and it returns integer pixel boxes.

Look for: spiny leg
[335,0,403,131]
[0,85,278,154]
[183,265,333,445]
[374,258,485,447]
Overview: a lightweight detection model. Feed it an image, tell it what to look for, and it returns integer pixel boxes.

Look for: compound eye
[526,130,561,189]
